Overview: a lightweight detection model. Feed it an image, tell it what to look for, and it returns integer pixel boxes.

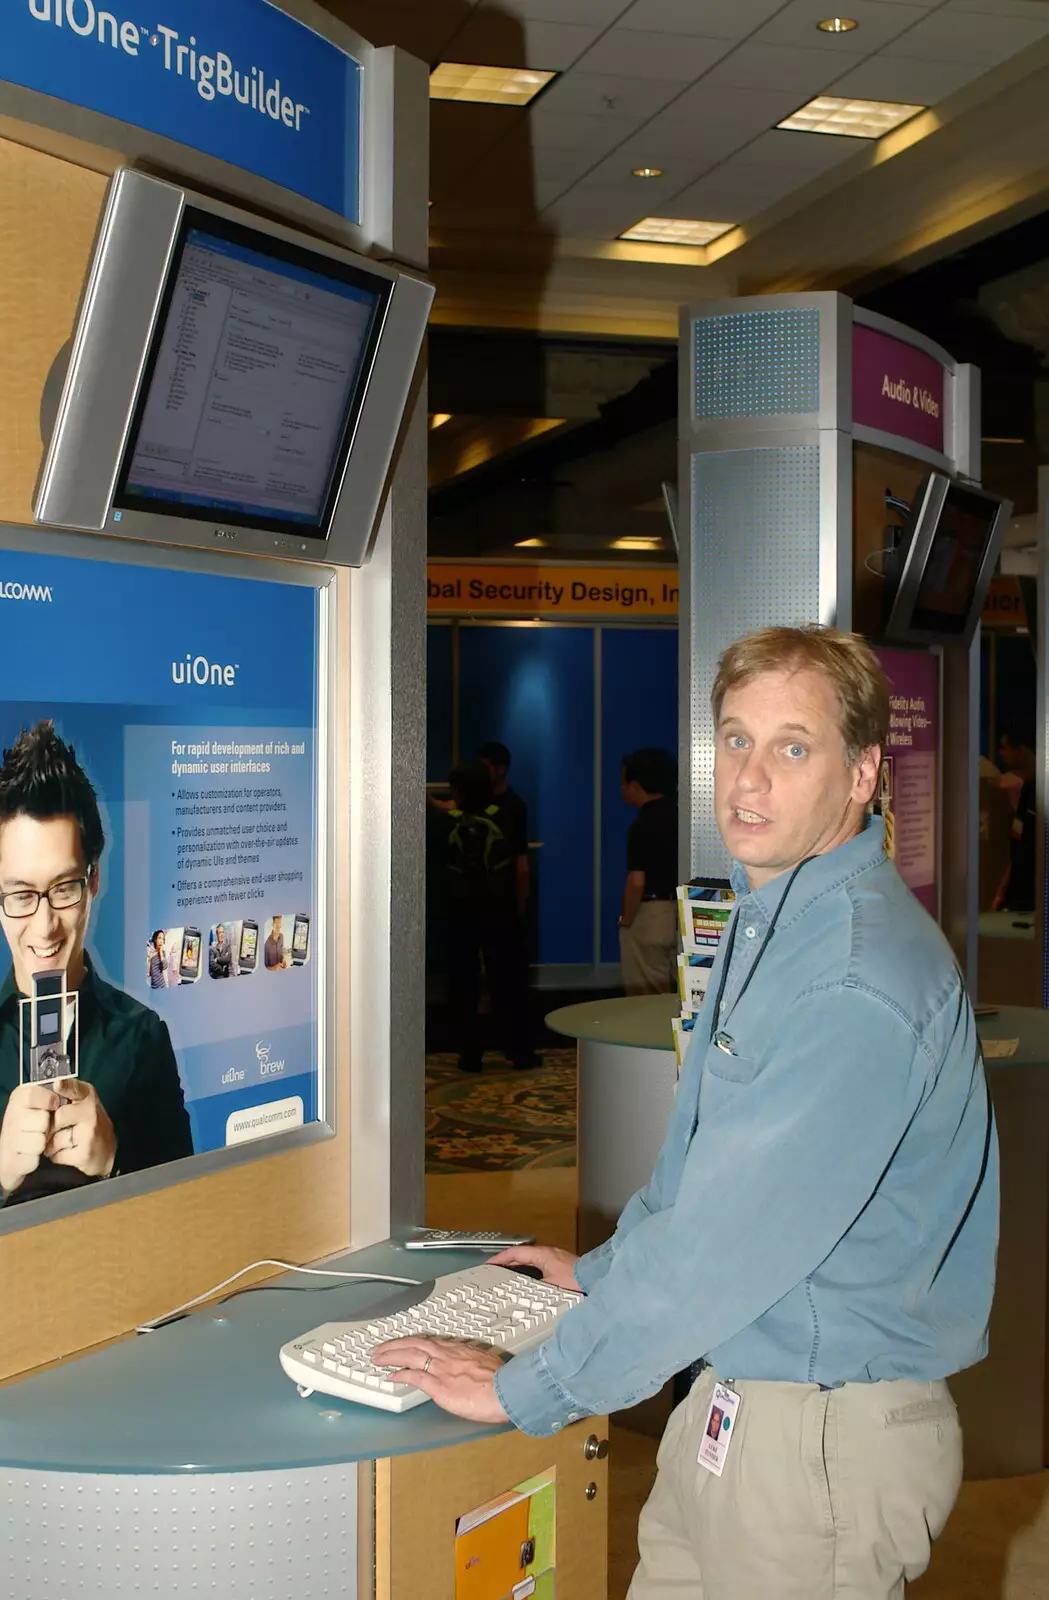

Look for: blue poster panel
[0,543,324,1207]
[2,1,362,220]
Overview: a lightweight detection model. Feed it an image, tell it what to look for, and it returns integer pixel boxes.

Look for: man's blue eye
[787,744,806,759]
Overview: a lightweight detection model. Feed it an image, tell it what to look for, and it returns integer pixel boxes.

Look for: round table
[546,994,679,1257]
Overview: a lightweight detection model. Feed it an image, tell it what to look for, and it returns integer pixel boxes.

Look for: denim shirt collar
[729,815,886,929]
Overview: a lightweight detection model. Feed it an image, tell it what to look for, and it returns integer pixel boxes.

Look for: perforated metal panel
[0,1466,358,1598]
[687,445,822,873]
[693,308,820,420]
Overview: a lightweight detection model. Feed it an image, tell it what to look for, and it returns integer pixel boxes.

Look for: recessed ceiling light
[778,96,925,137]
[816,16,858,32]
[631,166,664,179]
[515,537,547,548]
[611,537,662,551]
[429,63,556,105]
[619,217,734,246]
[429,413,452,430]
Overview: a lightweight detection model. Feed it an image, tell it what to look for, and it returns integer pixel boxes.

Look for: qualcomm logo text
[0,580,53,603]
[256,1040,286,1077]
[28,3,312,128]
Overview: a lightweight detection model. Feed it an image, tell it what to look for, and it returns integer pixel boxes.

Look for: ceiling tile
[826,54,985,99]
[429,102,524,196]
[444,13,604,69]
[617,0,788,38]
[535,70,693,118]
[880,7,1049,61]
[574,28,734,79]
[654,80,805,135]
[700,41,846,94]
[541,181,669,233]
[597,122,759,175]
[751,0,933,53]
[941,0,1049,16]
[581,146,713,188]
[526,106,649,150]
[472,140,603,188]
[477,0,629,21]
[742,127,868,172]
[323,4,469,58]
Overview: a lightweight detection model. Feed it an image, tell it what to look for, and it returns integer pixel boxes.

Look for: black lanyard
[707,858,814,1048]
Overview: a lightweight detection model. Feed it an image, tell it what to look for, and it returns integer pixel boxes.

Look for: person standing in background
[477,742,530,922]
[991,724,1037,914]
[619,748,679,995]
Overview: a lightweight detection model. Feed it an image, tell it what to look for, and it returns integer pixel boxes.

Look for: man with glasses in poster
[0,721,193,1205]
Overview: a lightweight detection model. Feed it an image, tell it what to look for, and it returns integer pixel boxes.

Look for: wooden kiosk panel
[375,1419,610,1599]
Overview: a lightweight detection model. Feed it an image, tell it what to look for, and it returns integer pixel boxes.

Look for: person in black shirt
[477,741,530,921]
[619,748,679,995]
[442,761,536,1074]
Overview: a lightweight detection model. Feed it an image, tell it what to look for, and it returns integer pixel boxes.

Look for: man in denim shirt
[376,626,998,1598]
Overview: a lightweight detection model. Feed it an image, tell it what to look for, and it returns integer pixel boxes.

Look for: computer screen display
[0,536,331,1215]
[114,213,389,537]
[909,483,1000,636]
[885,475,1010,648]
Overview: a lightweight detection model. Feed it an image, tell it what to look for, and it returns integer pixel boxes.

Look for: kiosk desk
[0,1241,608,1598]
[548,994,1049,1479]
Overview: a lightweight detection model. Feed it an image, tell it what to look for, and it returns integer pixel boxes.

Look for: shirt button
[745,926,757,939]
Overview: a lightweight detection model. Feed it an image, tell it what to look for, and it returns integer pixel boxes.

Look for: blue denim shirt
[495,818,999,1436]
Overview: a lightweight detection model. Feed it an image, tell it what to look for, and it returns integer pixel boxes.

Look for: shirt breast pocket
[704,1042,763,1085]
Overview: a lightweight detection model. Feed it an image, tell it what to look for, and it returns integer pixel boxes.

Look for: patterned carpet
[425,1049,578,1174]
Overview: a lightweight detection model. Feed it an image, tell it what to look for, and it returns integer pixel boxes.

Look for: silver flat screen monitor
[0,524,336,1229]
[884,474,1011,649]
[35,168,433,566]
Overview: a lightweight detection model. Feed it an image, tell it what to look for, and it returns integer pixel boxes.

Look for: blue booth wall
[427,620,679,977]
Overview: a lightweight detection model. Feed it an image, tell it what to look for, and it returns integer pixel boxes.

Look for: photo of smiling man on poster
[0,721,193,1207]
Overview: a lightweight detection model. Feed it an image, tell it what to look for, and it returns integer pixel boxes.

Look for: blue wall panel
[458,627,595,965]
[599,629,679,962]
[427,626,454,783]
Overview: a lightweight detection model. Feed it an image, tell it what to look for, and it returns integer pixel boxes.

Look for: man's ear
[853,745,881,807]
[87,863,100,898]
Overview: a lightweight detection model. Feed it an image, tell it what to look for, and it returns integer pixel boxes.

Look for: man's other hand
[46,1079,116,1179]
[0,1082,60,1195]
[488,1245,582,1292]
[370,1337,510,1423]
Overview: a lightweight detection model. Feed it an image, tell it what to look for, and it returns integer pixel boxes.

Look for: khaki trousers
[627,1368,963,1600]
[620,901,679,995]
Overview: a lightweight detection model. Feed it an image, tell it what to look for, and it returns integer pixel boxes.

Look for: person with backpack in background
[442,761,537,1075]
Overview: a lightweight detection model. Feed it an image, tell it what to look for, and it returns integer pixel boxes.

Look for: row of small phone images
[146,913,311,989]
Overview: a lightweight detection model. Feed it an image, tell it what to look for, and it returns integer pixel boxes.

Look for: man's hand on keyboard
[487,1245,581,1291]
[370,1337,510,1423]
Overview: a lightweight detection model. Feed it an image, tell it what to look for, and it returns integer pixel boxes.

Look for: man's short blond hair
[711,625,890,765]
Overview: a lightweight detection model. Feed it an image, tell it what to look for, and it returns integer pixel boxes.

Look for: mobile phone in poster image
[124,724,319,1154]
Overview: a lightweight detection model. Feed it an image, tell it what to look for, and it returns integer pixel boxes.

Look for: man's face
[0,813,96,993]
[216,925,225,946]
[714,667,879,889]
[272,917,282,936]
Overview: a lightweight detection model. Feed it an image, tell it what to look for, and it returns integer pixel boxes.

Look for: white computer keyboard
[279,1263,581,1413]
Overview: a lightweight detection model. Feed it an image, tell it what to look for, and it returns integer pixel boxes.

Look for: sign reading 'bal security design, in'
[3,0,362,220]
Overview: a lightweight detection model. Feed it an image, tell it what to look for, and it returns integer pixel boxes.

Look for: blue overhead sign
[2,0,363,221]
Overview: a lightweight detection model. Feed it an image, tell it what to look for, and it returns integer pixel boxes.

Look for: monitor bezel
[884,472,1011,649]
[112,207,393,541]
[0,523,339,1239]
[34,167,433,568]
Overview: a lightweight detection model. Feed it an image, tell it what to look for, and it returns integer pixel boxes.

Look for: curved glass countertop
[0,1240,514,1475]
[545,995,1049,1066]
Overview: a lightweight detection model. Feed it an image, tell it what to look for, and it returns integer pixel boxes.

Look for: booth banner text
[853,324,946,454]
[427,564,679,618]
[3,1,362,221]
[873,647,939,917]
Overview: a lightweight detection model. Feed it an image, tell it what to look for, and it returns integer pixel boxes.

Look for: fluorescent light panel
[430,63,556,105]
[778,96,925,138]
[611,537,662,551]
[619,217,734,246]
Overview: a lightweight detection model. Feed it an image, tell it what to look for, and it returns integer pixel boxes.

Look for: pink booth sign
[853,323,946,455]
[873,647,940,917]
